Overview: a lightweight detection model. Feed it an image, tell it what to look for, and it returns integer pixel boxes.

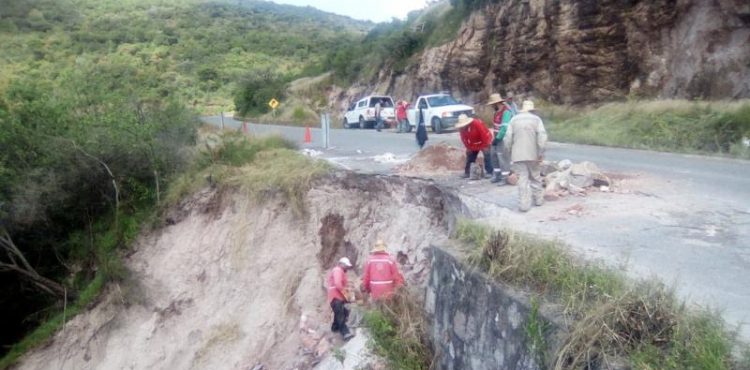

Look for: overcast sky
[270,0,428,23]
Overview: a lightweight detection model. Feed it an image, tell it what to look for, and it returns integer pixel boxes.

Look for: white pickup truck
[406,93,475,133]
[342,95,396,129]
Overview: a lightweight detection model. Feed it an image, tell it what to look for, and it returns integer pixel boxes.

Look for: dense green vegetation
[454,220,750,370]
[544,100,750,158]
[0,0,351,362]
[0,47,199,362]
[0,0,370,114]
[322,1,475,85]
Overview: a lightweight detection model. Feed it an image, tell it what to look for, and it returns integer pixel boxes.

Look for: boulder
[557,159,573,171]
[569,161,604,188]
[540,161,560,176]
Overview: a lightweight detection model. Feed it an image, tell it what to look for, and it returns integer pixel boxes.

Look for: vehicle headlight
[441,112,452,117]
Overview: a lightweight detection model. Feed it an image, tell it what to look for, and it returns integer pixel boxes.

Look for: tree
[0,229,68,299]
[233,69,286,116]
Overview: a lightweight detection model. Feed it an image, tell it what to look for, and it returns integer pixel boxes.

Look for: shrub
[292,106,307,122]
[364,290,434,370]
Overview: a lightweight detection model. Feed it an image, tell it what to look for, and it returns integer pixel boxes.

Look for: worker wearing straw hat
[362,239,404,300]
[503,100,548,212]
[486,92,514,185]
[456,114,494,179]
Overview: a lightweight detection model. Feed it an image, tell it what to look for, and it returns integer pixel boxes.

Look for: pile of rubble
[542,159,611,201]
[394,142,466,175]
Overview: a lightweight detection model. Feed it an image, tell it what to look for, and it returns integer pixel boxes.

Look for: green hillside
[0,0,371,113]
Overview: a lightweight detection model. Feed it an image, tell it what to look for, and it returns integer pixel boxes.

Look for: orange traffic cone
[304,126,312,143]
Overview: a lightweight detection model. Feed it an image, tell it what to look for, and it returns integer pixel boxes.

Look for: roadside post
[320,112,330,149]
[220,111,225,130]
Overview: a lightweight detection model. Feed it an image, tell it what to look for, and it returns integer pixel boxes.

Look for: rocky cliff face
[345,0,750,106]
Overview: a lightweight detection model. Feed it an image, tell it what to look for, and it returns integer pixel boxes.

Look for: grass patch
[545,100,750,158]
[165,131,330,215]
[226,148,330,214]
[0,274,105,370]
[525,297,551,366]
[364,289,434,370]
[454,219,749,370]
[457,220,627,314]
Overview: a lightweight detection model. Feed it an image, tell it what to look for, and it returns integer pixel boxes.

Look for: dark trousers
[465,148,493,176]
[375,117,384,130]
[330,299,350,336]
[491,143,510,173]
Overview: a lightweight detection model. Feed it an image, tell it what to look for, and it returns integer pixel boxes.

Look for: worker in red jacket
[362,240,404,300]
[326,257,354,340]
[396,100,410,133]
[456,114,494,179]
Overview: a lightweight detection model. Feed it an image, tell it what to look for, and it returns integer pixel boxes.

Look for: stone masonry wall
[425,247,561,370]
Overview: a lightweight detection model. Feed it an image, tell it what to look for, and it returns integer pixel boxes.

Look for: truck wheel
[431,117,443,133]
[359,116,366,129]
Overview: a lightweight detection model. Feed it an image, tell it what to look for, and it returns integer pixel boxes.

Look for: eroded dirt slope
[16,173,457,370]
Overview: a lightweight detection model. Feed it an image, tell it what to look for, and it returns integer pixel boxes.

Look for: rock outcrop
[340,0,750,106]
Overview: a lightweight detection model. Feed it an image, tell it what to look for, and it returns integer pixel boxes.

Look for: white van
[343,95,395,129]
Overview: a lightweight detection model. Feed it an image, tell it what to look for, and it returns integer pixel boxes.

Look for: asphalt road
[203,115,750,198]
[203,115,750,339]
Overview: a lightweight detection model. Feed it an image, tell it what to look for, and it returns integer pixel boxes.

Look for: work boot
[343,331,355,341]
[490,170,502,183]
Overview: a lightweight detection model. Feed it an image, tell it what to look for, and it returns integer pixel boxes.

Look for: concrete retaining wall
[425,247,561,370]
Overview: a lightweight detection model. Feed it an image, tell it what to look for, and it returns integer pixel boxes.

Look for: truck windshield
[426,95,459,107]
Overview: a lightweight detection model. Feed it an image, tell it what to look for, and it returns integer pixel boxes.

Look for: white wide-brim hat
[485,93,505,105]
[519,100,535,113]
[455,114,473,129]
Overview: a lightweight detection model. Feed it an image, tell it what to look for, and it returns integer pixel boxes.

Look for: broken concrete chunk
[558,159,573,170]
[543,159,616,200]
[540,161,560,176]
[569,161,601,188]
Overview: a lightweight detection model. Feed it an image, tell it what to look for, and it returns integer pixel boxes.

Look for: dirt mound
[16,173,454,370]
[395,142,466,176]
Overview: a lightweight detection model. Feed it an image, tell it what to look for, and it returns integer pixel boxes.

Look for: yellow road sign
[268,98,279,109]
